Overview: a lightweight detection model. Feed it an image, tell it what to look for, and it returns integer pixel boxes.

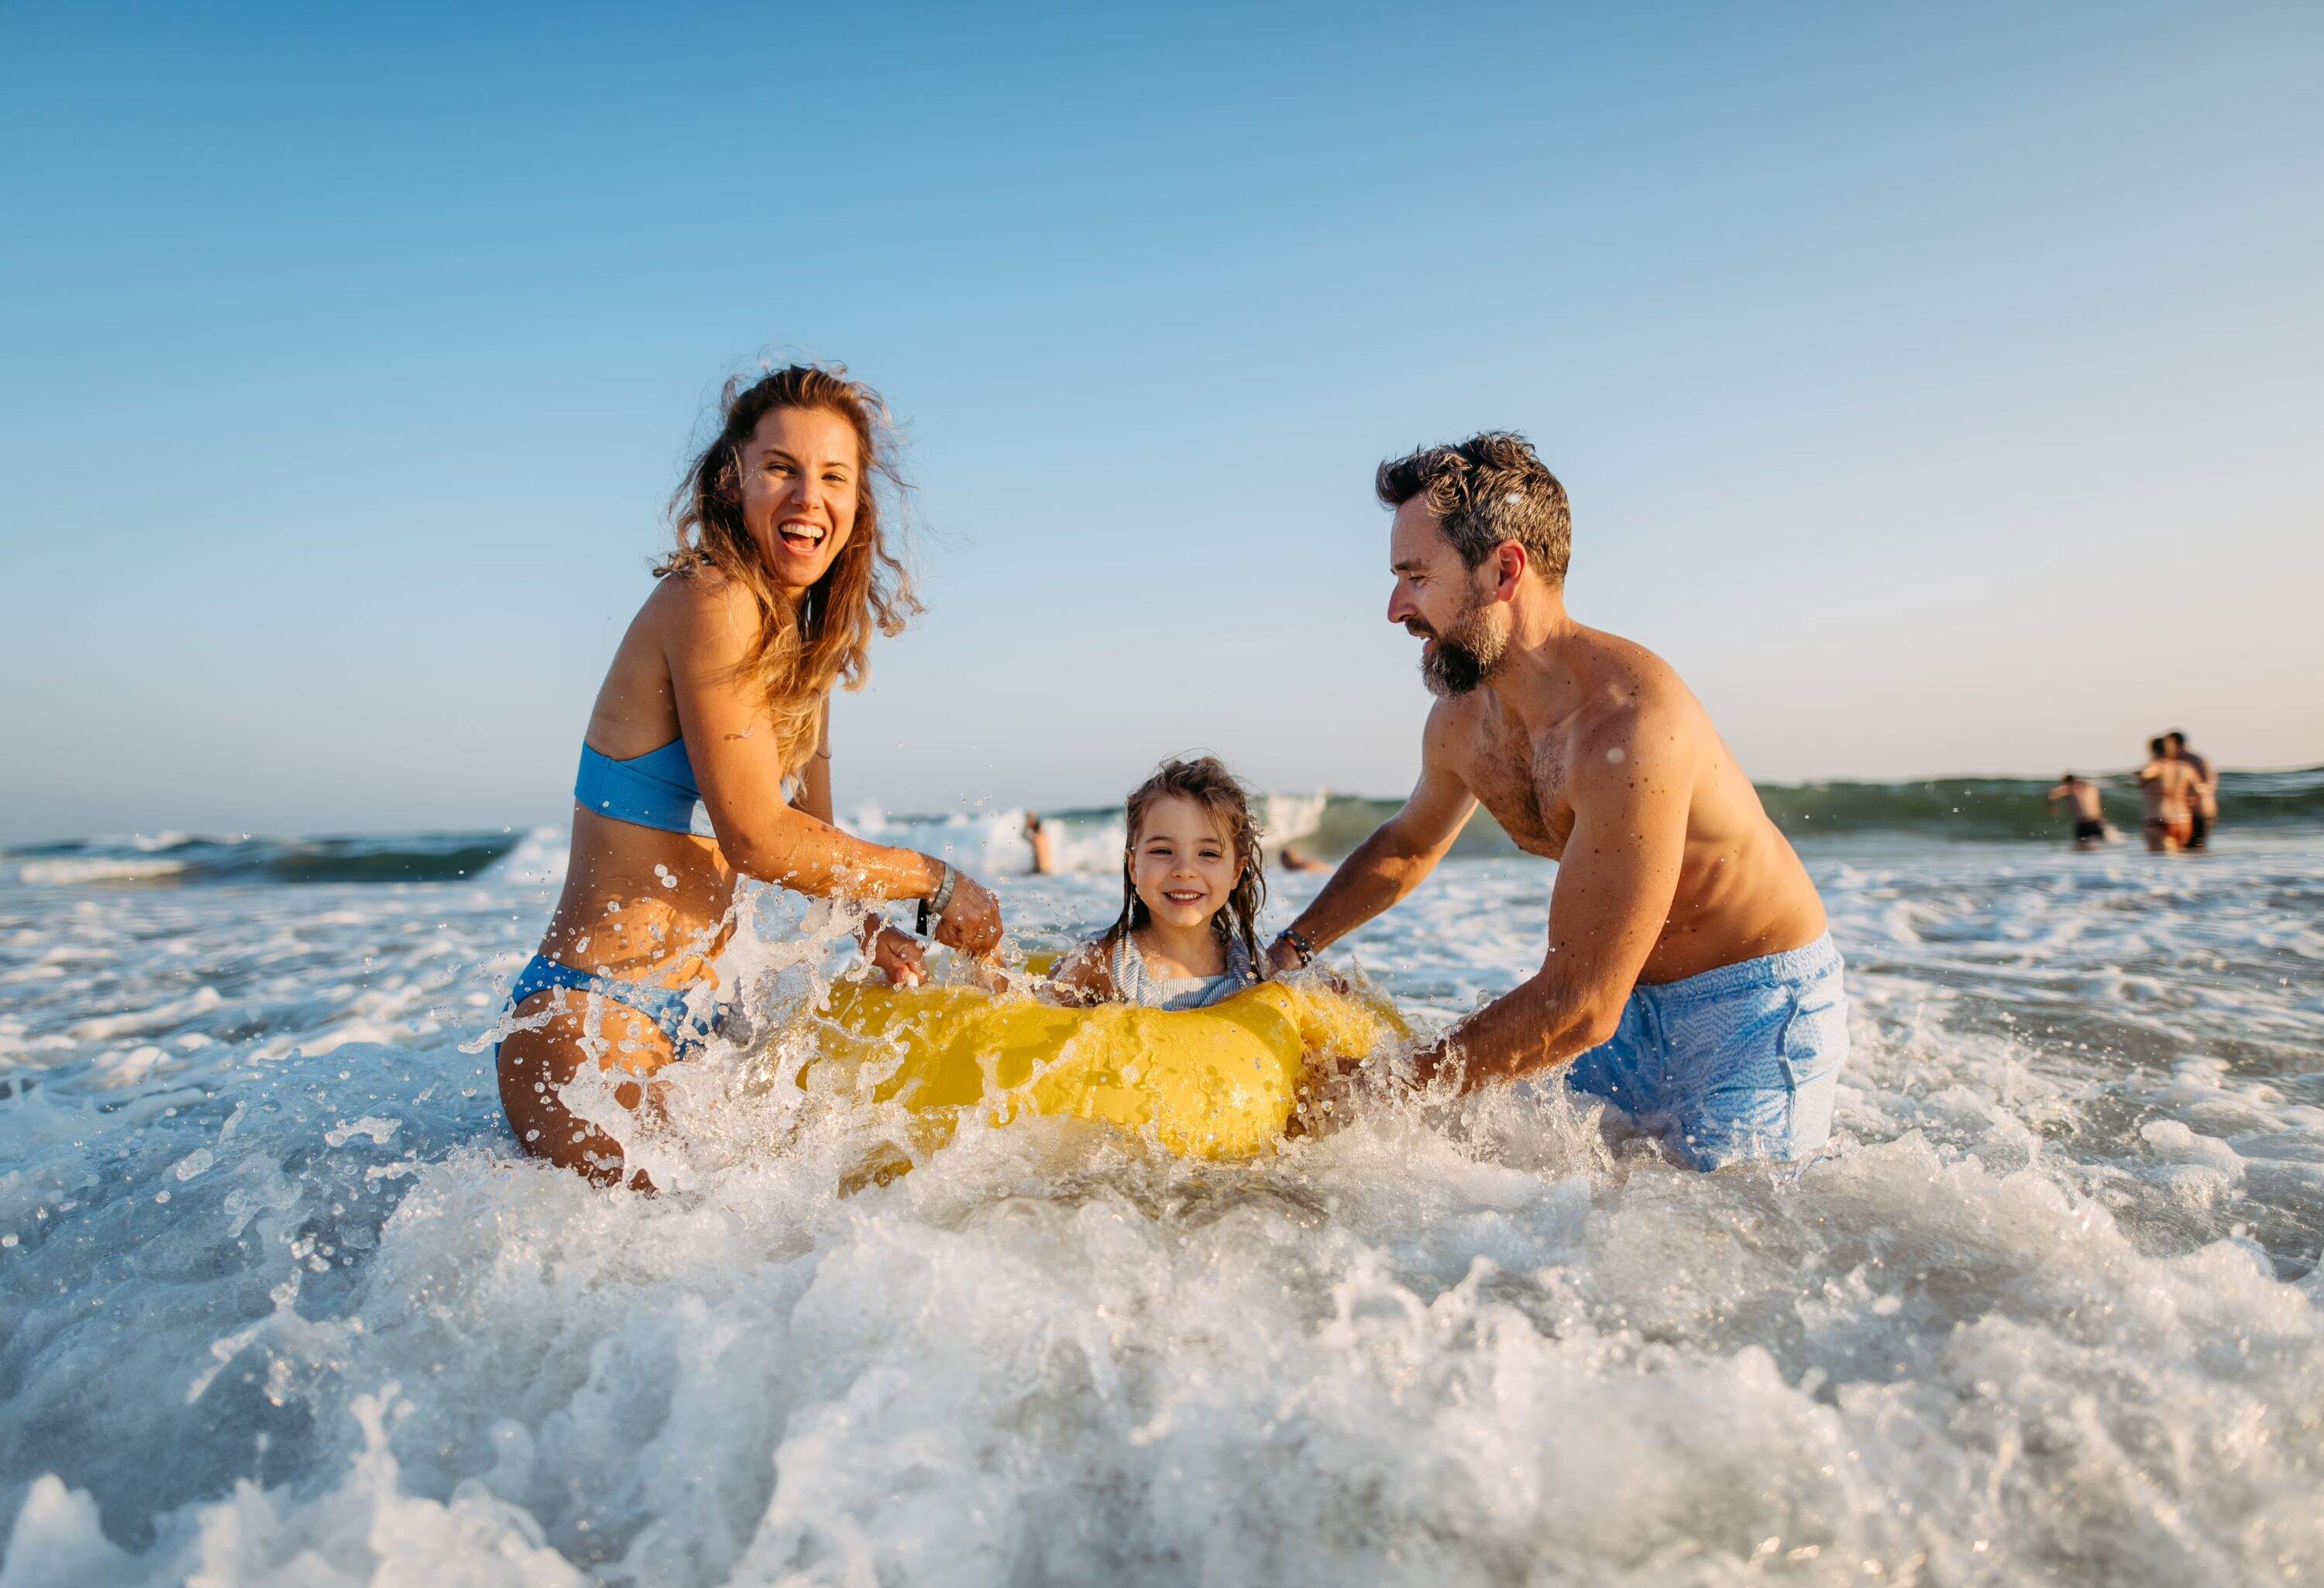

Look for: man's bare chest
[1459,727,1573,858]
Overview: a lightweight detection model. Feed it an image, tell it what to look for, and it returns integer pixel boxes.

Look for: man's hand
[1266,937,1305,978]
[1291,1029,1451,1139]
[933,872,1003,958]
[1406,1033,1463,1091]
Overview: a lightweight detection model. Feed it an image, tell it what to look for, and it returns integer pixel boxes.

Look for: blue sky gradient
[4,2,2320,841]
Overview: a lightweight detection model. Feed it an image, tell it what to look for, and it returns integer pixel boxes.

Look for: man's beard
[1416,604,1506,698]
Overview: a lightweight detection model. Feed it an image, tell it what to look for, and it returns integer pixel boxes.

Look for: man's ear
[1491,541,1529,603]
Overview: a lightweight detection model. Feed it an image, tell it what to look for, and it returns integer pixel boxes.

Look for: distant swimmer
[1277,842,1332,874]
[494,365,1003,1188]
[2164,731,2217,851]
[2046,772,2110,850]
[1023,812,1056,875]
[2137,735,2202,853]
[1270,433,1844,1170]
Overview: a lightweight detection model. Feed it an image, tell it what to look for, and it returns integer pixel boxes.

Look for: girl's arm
[1047,938,1119,1005]
[660,573,1001,953]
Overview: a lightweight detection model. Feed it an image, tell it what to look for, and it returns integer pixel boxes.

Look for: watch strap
[916,862,958,938]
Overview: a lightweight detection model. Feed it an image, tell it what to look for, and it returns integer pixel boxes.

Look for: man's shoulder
[1566,627,1702,743]
[1531,631,1711,813]
[1419,693,1485,761]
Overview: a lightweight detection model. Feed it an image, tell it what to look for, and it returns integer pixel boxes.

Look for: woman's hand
[868,923,928,988]
[933,871,1003,957]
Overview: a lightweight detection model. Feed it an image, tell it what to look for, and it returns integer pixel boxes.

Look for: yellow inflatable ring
[799,978,1405,1160]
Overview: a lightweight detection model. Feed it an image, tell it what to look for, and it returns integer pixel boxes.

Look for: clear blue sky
[4,2,2319,843]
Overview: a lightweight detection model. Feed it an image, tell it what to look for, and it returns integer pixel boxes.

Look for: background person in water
[2165,730,2219,850]
[2047,772,2111,849]
[1022,812,1056,875]
[1275,842,1332,874]
[2138,734,2203,853]
[1270,433,1844,1169]
[496,364,1002,1187]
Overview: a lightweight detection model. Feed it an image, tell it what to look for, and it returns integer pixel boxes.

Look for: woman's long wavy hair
[655,363,920,775]
[1102,757,1270,977]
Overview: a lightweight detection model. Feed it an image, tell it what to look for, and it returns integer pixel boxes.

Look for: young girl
[1051,757,1270,1009]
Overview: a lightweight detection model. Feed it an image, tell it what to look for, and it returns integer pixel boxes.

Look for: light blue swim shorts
[1561,934,1848,1170]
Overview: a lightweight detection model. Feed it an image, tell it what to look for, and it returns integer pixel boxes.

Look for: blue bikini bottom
[500,954,720,1061]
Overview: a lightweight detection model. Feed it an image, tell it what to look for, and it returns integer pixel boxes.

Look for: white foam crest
[15,856,186,886]
[1257,789,1329,847]
[490,826,570,888]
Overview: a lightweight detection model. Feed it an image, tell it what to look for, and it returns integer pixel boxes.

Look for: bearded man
[1268,433,1847,1169]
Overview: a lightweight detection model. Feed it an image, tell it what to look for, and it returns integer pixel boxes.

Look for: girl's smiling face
[1129,795,1243,931]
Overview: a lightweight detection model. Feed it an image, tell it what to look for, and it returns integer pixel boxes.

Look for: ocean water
[2,784,2321,1586]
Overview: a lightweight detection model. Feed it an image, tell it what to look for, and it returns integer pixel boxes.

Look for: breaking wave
[9,767,2317,889]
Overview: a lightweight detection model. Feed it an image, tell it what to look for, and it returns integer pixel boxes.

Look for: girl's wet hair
[1103,757,1268,975]
[656,361,921,777]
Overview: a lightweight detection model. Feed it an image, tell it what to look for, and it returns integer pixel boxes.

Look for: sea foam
[0,831,2319,1583]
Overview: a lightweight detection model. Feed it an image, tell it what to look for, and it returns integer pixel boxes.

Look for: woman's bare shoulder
[643,565,762,658]
[645,562,755,618]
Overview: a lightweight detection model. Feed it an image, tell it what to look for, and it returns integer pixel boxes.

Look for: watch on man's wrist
[1275,926,1316,968]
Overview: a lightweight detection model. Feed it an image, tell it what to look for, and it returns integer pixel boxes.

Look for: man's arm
[1270,706,1477,971]
[1417,715,1691,1092]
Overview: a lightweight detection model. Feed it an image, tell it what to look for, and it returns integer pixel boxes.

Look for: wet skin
[1277,500,1827,1091]
[2049,779,2106,823]
[499,406,1001,1185]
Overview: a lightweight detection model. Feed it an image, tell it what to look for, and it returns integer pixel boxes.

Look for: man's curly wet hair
[1376,431,1572,586]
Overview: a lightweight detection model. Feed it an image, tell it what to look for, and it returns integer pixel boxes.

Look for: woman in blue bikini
[498,363,1002,1185]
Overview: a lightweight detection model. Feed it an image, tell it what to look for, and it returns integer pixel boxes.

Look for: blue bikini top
[576,739,702,834]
